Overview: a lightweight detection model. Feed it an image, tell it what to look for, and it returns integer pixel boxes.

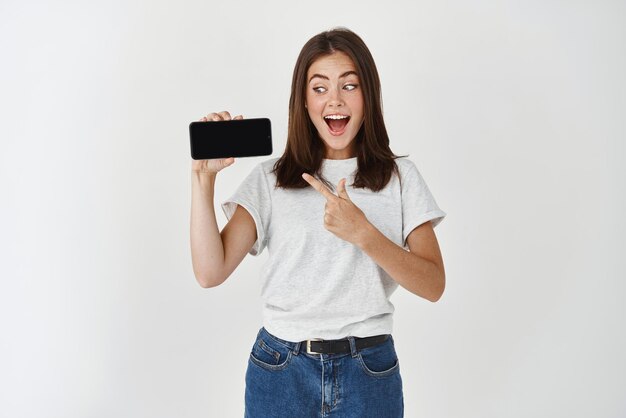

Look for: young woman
[190,27,446,418]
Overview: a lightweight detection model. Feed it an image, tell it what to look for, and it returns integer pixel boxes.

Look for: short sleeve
[220,163,272,256]
[400,160,447,248]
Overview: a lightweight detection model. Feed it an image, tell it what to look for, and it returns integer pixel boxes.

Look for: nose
[327,87,344,108]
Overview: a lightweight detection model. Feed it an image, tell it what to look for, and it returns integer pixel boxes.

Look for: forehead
[307,51,357,78]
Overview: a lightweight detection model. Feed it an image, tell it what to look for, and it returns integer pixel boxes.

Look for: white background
[1,1,625,417]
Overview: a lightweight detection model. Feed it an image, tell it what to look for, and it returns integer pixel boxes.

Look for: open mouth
[324,114,350,134]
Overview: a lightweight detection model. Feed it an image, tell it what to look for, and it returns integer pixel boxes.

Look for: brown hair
[272,27,407,192]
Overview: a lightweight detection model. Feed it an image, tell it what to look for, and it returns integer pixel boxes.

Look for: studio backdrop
[1,1,624,417]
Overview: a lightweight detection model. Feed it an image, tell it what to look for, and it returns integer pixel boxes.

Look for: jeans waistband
[258,327,391,357]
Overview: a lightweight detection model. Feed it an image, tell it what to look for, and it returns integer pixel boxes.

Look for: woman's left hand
[302,173,371,246]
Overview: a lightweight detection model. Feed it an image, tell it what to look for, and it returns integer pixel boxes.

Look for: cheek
[305,104,317,122]
[305,98,323,118]
[347,94,364,114]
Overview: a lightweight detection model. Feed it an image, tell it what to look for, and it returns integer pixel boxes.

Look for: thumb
[337,178,351,200]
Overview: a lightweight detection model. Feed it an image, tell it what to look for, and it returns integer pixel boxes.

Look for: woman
[190,27,446,418]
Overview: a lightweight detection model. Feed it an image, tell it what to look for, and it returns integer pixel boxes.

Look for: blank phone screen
[189,118,273,159]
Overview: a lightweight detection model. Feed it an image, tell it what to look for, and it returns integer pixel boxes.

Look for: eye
[312,86,327,93]
[344,84,358,91]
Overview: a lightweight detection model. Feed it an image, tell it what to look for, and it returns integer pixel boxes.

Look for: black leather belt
[303,334,389,354]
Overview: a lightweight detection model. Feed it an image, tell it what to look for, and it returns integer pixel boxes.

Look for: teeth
[324,115,349,120]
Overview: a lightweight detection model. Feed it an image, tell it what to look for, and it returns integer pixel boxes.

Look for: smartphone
[189,118,272,160]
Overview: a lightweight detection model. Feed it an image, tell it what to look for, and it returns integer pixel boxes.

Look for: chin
[321,138,355,153]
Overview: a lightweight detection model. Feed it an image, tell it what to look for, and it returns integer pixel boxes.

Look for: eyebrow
[308,70,358,83]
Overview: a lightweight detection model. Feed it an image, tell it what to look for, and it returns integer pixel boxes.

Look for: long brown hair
[272,27,407,192]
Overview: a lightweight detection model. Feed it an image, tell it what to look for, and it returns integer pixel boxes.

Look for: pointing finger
[302,173,337,201]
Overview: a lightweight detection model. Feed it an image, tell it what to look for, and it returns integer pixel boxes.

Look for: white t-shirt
[221,156,446,342]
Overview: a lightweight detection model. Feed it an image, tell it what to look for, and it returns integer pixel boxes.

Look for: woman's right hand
[191,111,243,174]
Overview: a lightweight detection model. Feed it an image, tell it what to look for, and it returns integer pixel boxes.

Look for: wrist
[192,169,217,178]
[356,221,378,250]
[192,170,217,190]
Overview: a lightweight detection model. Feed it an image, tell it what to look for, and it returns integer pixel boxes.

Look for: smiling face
[305,51,364,160]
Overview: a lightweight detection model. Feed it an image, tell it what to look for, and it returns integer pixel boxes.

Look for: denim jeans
[244,327,404,417]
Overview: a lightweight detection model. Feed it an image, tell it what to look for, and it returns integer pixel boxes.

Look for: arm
[190,171,224,288]
[357,220,445,302]
[190,171,258,288]
[300,174,445,302]
[190,111,258,288]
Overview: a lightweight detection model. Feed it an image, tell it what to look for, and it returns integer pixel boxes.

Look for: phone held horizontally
[189,118,273,160]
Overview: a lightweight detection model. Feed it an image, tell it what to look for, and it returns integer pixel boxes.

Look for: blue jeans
[244,327,404,417]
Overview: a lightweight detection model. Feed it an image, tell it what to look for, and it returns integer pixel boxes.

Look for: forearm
[190,172,224,287]
[357,223,445,302]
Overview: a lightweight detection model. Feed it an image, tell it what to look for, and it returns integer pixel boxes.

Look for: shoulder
[246,157,280,191]
[394,157,419,177]
[393,157,429,191]
[248,157,280,178]
[258,157,280,173]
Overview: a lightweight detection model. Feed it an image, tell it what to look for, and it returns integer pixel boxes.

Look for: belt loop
[347,336,358,358]
[293,341,301,356]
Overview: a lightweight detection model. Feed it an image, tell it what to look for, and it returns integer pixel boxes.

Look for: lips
[324,114,350,134]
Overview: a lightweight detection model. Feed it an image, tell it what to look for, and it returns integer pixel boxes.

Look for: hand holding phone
[190,112,272,166]
[190,111,242,175]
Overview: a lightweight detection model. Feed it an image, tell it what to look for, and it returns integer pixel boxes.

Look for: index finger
[302,173,337,200]
[217,110,232,120]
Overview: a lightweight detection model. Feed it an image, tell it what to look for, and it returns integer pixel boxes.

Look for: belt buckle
[306,338,323,354]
